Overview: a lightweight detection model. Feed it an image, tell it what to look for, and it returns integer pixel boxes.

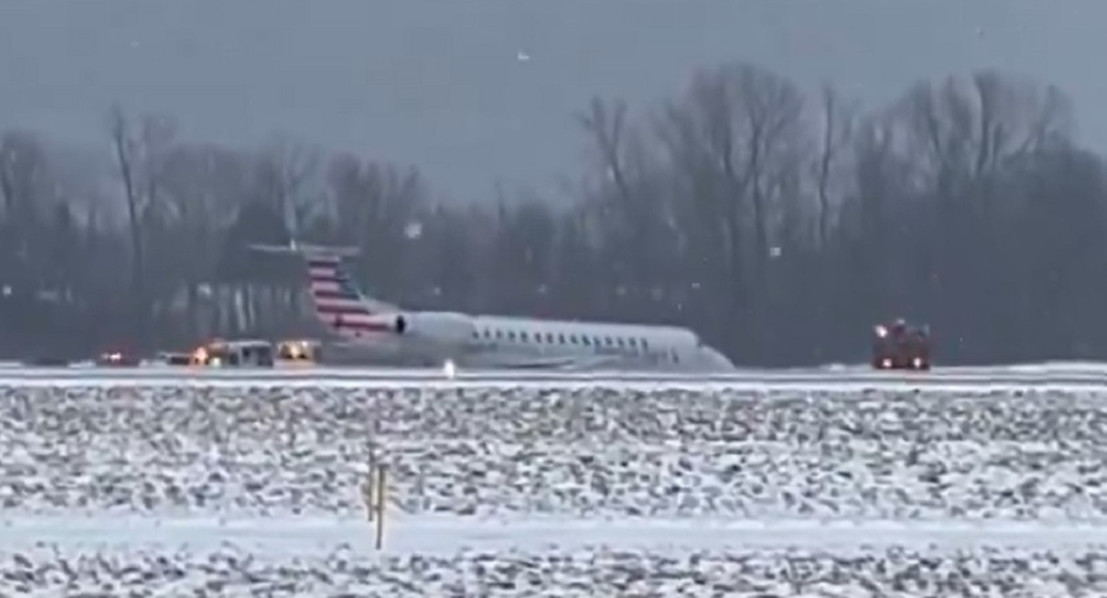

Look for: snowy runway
[6,515,1107,554]
[10,360,1107,390]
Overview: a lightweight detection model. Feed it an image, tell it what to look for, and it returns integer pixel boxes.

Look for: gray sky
[1,0,1102,202]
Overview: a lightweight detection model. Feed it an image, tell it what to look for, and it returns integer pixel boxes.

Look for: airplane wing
[487,354,625,371]
[249,243,360,258]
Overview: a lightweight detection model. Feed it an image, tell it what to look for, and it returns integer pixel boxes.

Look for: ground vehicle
[96,350,141,367]
[871,319,931,370]
[191,339,275,367]
[159,351,194,366]
[276,339,319,363]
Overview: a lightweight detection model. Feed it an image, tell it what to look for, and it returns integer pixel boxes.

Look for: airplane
[250,242,736,372]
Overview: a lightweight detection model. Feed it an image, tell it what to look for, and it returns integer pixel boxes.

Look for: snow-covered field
[3,381,1107,596]
[6,384,1107,520]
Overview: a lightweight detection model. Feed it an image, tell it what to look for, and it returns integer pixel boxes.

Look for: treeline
[0,62,1103,365]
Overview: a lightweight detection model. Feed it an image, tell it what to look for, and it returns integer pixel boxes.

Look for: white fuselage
[322,310,735,372]
[280,246,735,372]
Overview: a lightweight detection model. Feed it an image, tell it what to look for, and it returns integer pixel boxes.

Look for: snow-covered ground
[4,381,1107,595]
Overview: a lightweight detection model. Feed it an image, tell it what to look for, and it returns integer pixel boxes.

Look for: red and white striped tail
[306,254,395,337]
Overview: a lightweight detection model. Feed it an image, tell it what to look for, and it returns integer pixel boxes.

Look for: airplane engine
[392,311,475,346]
[353,313,408,334]
[383,314,408,334]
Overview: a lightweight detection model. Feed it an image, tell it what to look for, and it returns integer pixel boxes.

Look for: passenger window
[507,331,516,341]
[569,335,578,344]
[547,333,555,343]
[616,338,624,347]
[642,339,649,350]
[582,337,591,346]
[520,332,529,342]
[558,334,566,344]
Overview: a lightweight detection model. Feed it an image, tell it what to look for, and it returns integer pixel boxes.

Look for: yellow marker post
[365,446,377,521]
[374,464,388,550]
[362,470,375,522]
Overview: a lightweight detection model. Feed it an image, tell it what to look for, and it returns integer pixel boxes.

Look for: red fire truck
[871,319,931,370]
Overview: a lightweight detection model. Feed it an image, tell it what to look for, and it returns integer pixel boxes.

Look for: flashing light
[279,339,317,361]
[881,358,892,369]
[875,325,888,338]
[912,357,924,369]
[442,359,457,379]
[285,343,304,359]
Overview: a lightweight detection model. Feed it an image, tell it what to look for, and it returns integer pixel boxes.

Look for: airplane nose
[702,347,735,371]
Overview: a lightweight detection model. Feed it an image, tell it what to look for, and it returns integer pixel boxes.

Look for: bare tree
[158,142,254,339]
[2,63,1106,367]
[0,131,51,277]
[108,106,161,346]
[811,84,856,247]
[255,137,321,240]
[576,96,674,316]
[656,62,807,356]
[577,97,637,207]
[326,154,428,302]
[896,70,1071,193]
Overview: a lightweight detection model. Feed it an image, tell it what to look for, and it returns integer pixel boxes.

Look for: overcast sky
[1,0,1102,202]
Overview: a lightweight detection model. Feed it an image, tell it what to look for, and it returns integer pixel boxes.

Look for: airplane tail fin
[249,243,400,337]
